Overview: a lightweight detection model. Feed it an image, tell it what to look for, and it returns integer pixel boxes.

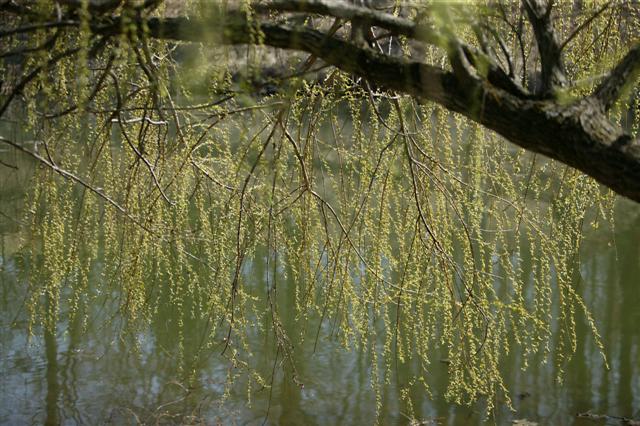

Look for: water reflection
[1,164,639,425]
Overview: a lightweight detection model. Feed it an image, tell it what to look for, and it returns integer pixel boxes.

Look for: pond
[1,149,639,426]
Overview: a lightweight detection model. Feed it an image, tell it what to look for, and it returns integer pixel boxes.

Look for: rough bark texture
[522,0,567,94]
[142,10,640,202]
[3,0,640,202]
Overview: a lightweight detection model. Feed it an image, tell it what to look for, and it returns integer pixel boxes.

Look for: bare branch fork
[3,0,640,201]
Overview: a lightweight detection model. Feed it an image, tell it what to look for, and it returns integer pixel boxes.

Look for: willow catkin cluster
[6,0,623,418]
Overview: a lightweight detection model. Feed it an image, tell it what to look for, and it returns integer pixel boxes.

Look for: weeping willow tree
[0,0,638,419]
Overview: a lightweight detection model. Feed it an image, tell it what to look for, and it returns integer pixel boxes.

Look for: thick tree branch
[4,3,640,203]
[256,0,530,97]
[255,0,440,44]
[145,13,640,202]
[592,43,640,112]
[145,16,455,104]
[523,0,566,95]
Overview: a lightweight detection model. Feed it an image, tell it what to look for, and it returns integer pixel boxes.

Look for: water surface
[1,153,639,426]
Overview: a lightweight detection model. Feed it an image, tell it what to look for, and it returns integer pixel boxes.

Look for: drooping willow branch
[141,7,640,202]
[0,2,621,412]
[3,0,640,201]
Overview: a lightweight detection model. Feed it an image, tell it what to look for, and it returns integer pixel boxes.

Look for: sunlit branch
[3,2,640,202]
[592,43,640,112]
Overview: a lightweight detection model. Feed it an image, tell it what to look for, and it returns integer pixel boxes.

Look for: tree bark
[4,0,640,202]
[142,11,640,202]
